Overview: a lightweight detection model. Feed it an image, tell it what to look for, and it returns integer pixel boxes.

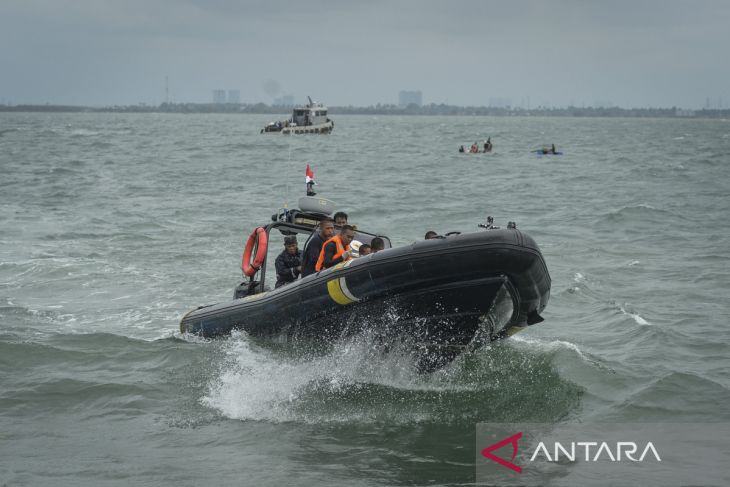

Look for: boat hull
[281,120,334,134]
[180,230,550,366]
[261,121,333,134]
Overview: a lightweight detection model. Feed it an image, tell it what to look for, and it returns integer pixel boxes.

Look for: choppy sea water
[1,112,729,486]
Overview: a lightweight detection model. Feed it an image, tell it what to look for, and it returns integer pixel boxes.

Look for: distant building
[488,97,512,109]
[227,90,240,104]
[399,90,422,107]
[273,95,295,107]
[213,89,226,104]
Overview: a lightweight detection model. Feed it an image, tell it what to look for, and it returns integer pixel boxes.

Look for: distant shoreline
[1,103,727,119]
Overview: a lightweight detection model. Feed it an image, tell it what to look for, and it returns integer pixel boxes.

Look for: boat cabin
[290,97,329,127]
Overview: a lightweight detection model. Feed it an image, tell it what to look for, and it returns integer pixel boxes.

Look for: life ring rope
[241,227,268,277]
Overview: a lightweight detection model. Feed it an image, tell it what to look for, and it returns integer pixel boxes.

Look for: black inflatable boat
[180,196,551,369]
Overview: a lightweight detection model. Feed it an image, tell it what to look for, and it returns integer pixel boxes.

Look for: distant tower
[165,76,169,104]
[398,90,422,107]
[213,89,226,104]
[273,95,295,106]
[488,97,512,109]
[227,90,240,104]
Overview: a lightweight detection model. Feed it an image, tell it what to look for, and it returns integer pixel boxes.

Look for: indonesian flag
[305,164,315,184]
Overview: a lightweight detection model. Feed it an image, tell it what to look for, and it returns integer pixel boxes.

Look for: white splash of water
[511,334,590,363]
[200,329,444,423]
[618,305,652,326]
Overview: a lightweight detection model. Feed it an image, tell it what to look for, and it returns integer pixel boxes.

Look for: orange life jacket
[315,234,351,271]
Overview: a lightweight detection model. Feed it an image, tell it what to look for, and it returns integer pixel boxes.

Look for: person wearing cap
[274,235,302,288]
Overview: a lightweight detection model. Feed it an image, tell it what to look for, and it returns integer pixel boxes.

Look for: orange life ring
[241,227,268,277]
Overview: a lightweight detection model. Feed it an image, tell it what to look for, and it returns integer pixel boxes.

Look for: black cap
[284,235,298,245]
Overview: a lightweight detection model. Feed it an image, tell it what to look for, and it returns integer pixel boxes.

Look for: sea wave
[596,204,682,225]
[611,372,730,420]
[69,128,100,137]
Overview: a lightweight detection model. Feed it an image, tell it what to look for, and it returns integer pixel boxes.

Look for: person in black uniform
[301,218,335,277]
[274,235,302,288]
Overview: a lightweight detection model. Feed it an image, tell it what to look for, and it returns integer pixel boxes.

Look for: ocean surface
[1,112,729,486]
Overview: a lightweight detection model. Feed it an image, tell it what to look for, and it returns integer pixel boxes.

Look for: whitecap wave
[69,128,100,137]
[618,305,652,326]
[510,334,589,362]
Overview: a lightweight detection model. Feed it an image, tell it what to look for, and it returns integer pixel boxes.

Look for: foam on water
[510,334,590,362]
[617,304,652,326]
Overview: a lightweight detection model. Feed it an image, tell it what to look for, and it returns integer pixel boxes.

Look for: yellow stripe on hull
[325,262,359,305]
[327,278,355,305]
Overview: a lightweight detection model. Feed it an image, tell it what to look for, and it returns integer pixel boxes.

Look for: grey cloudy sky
[1,0,728,108]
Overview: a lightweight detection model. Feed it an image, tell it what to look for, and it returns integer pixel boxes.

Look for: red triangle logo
[481,432,523,474]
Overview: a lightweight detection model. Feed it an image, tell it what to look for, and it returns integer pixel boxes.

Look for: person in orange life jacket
[301,218,335,277]
[315,225,356,271]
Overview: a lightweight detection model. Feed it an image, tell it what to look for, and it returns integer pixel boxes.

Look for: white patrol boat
[262,96,335,134]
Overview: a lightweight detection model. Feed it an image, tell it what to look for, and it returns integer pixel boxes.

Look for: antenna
[165,76,169,104]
